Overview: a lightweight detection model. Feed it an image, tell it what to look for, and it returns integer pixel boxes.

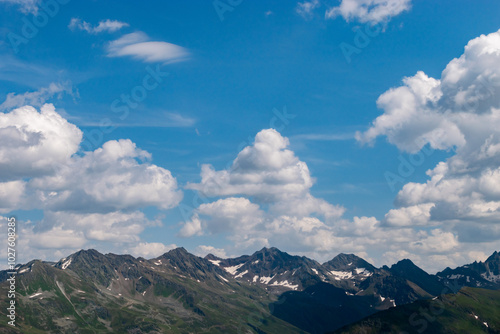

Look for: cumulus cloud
[358,29,500,262]
[326,0,411,24]
[409,229,459,253]
[187,129,314,202]
[195,197,264,234]
[69,18,129,34]
[0,181,26,213]
[179,214,203,237]
[128,242,177,258]
[36,211,160,244]
[179,118,492,271]
[0,104,82,181]
[384,203,434,226]
[0,103,183,260]
[32,139,183,213]
[194,245,227,258]
[182,128,470,266]
[107,32,189,63]
[296,0,320,19]
[182,129,353,257]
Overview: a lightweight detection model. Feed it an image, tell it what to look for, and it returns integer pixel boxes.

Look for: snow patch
[235,270,248,279]
[61,257,72,270]
[312,268,319,275]
[223,263,244,275]
[481,272,500,283]
[448,274,464,279]
[29,292,42,298]
[354,268,372,276]
[218,275,229,283]
[270,280,299,290]
[259,275,275,284]
[329,270,353,280]
[209,259,221,266]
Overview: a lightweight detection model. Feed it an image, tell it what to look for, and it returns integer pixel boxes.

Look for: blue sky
[1,0,500,272]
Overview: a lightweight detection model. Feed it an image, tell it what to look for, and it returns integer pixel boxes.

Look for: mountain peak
[392,258,417,268]
[257,246,282,254]
[156,247,190,259]
[324,253,376,272]
[486,250,499,262]
[390,259,425,276]
[205,253,222,261]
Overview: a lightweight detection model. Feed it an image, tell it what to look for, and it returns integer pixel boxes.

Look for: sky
[0,0,499,273]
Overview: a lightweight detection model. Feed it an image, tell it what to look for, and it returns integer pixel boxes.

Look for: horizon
[1,1,500,275]
[14,245,500,275]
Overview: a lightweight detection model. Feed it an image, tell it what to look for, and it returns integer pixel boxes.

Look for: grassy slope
[333,287,500,334]
[0,261,304,334]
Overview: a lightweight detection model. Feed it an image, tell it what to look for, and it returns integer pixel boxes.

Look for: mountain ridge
[1,247,498,333]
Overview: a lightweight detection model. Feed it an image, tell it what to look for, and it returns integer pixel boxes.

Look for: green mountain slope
[0,250,304,334]
[333,287,500,334]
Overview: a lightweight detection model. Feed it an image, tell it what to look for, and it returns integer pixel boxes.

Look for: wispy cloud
[69,18,129,34]
[0,82,74,111]
[107,32,189,63]
[325,0,411,24]
[0,0,39,14]
[77,111,196,128]
[296,0,320,20]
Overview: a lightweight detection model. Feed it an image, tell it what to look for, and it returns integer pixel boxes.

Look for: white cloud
[128,242,177,259]
[0,102,184,260]
[0,82,73,111]
[409,229,459,253]
[37,211,159,243]
[182,129,353,257]
[468,251,488,263]
[26,225,87,249]
[32,139,183,213]
[186,129,314,202]
[0,181,26,213]
[107,32,189,63]
[0,0,39,14]
[358,29,500,263]
[384,203,434,226]
[69,18,129,34]
[194,245,227,258]
[179,214,203,238]
[326,0,411,24]
[195,197,264,234]
[296,0,320,19]
[182,128,473,265]
[0,104,82,181]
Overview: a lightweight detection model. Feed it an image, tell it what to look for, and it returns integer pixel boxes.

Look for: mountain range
[0,247,498,333]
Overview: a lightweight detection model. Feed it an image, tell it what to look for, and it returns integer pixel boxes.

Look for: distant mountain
[0,248,301,333]
[389,259,447,296]
[1,247,498,333]
[205,247,326,292]
[332,287,500,334]
[321,253,377,291]
[437,251,500,290]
